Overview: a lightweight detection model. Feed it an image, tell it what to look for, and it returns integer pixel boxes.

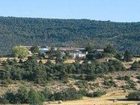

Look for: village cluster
[25,46,104,59]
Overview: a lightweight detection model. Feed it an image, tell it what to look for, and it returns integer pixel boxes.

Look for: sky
[0,0,140,22]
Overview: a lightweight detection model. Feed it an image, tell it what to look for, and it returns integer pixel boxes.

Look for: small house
[39,46,50,55]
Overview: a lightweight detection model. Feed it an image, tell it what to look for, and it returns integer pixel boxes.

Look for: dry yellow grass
[64,59,75,64]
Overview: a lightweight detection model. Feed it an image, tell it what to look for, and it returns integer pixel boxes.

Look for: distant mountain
[0,16,140,55]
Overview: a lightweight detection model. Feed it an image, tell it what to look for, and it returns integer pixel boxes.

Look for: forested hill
[0,16,140,55]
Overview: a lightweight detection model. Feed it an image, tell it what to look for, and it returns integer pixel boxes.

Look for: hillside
[0,16,140,55]
[0,46,140,104]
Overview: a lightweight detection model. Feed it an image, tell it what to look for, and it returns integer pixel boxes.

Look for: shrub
[0,79,12,87]
[3,91,16,104]
[131,61,140,70]
[107,60,126,71]
[122,85,131,90]
[15,86,29,104]
[127,80,136,89]
[28,89,45,105]
[117,76,130,81]
[2,87,45,105]
[0,97,8,104]
[53,88,83,101]
[86,90,106,97]
[85,74,97,81]
[136,75,140,80]
[75,81,87,89]
[104,79,116,87]
[43,87,52,101]
[79,89,87,96]
[3,86,29,104]
[127,92,140,100]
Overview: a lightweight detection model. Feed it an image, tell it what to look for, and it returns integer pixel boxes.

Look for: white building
[39,47,49,54]
[70,51,86,59]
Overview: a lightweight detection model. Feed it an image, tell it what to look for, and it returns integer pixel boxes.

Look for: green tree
[104,44,116,54]
[85,43,94,53]
[28,89,45,105]
[16,86,29,104]
[23,56,38,81]
[124,50,132,62]
[4,91,15,104]
[86,90,106,97]
[127,91,140,100]
[131,61,140,70]
[55,50,64,64]
[53,88,83,101]
[34,63,47,84]
[12,46,29,59]
[43,87,52,101]
[30,46,39,54]
[115,53,123,60]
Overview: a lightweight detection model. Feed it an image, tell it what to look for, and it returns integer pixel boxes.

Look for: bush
[104,79,116,87]
[117,76,130,81]
[122,85,131,90]
[75,81,88,89]
[3,91,16,104]
[43,87,52,101]
[122,78,136,90]
[53,88,83,101]
[127,80,136,89]
[3,86,29,104]
[136,75,140,80]
[15,86,29,103]
[85,74,97,81]
[131,61,140,70]
[79,89,87,96]
[0,79,12,87]
[1,87,45,105]
[107,60,126,71]
[28,89,45,105]
[86,90,106,97]
[127,92,140,100]
[0,97,8,104]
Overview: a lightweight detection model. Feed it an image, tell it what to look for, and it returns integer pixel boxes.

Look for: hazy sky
[0,0,140,22]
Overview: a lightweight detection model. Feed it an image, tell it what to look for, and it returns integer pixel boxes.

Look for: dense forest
[0,16,140,55]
